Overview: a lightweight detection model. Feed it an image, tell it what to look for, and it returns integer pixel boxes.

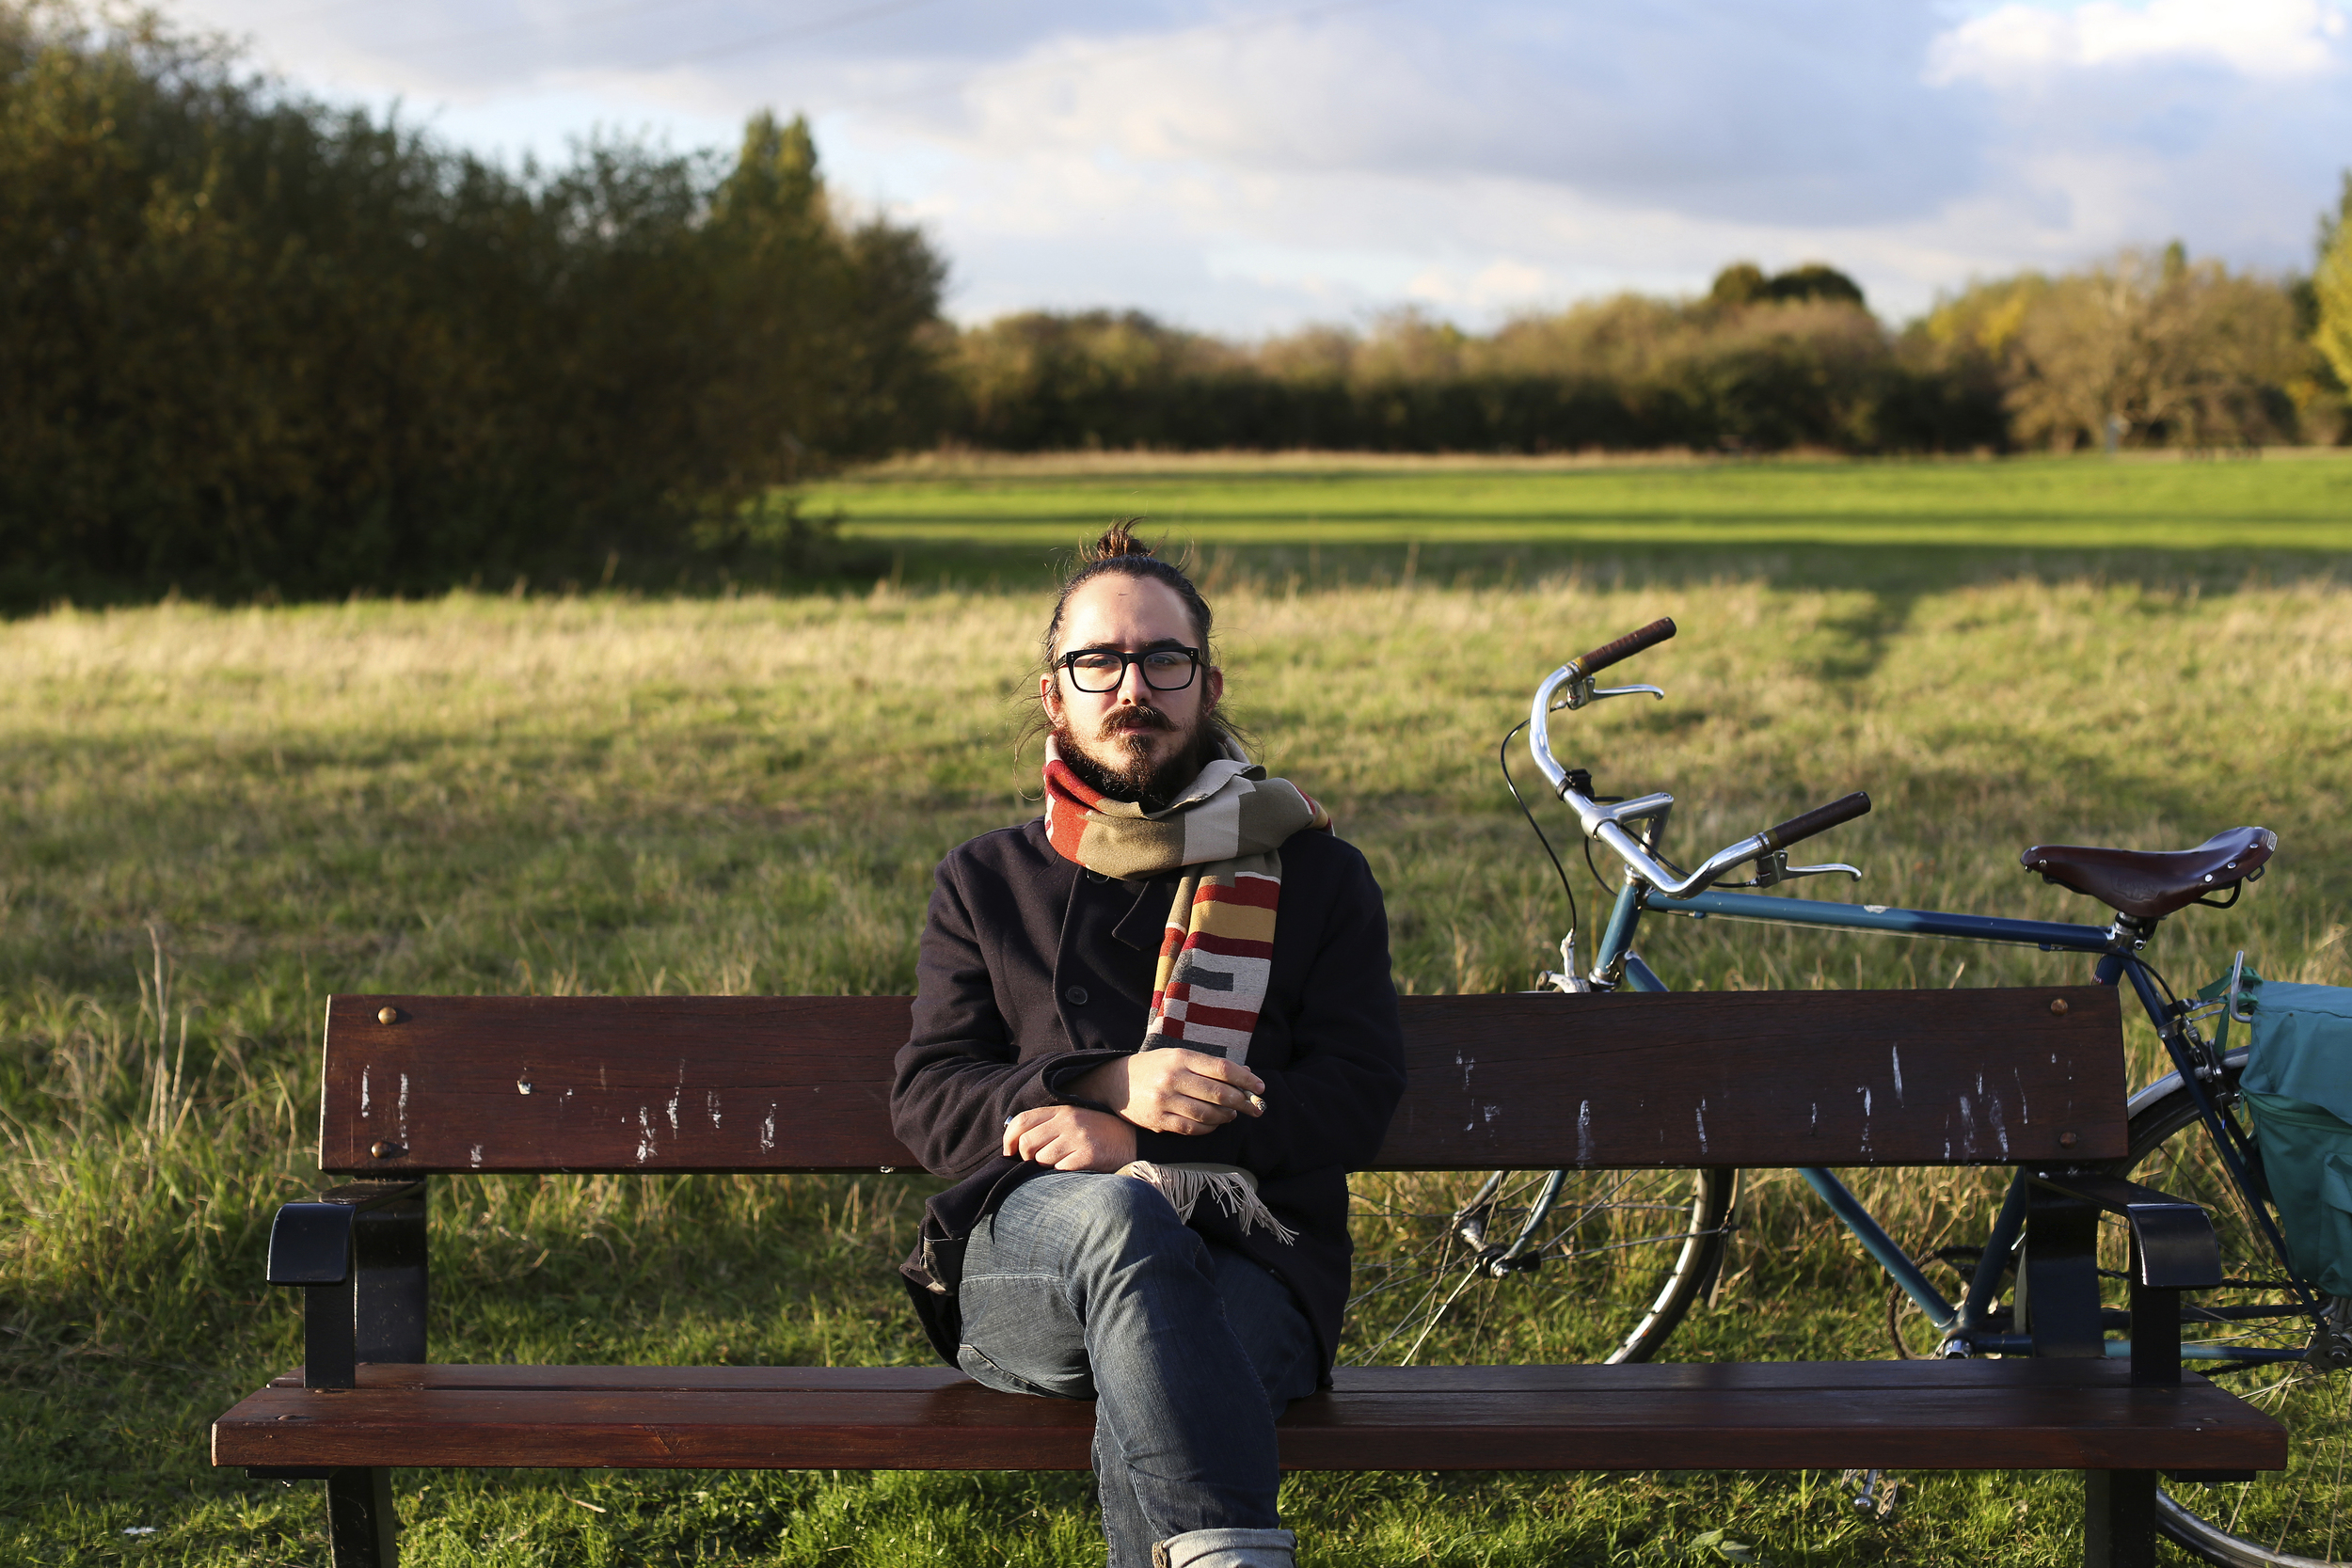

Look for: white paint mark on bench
[1810,1102,1819,1134]
[2013,1069,2030,1125]
[667,1091,680,1134]
[398,1074,409,1139]
[1960,1094,1976,1155]
[759,1105,776,1152]
[1891,1046,1904,1105]
[469,1145,483,1167]
[1457,1049,1473,1091]
[707,1090,723,1130]
[1695,1100,1708,1152]
[1987,1091,2010,1156]
[360,1069,370,1118]
[636,1107,656,1164]
[1578,1101,1593,1167]
[1858,1086,1871,1155]
[1483,1104,1500,1124]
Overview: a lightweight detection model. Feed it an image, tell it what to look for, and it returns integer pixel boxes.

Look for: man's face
[1041,575,1226,801]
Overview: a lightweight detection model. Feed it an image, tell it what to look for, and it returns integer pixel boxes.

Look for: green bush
[0,5,948,604]
[942,296,2006,455]
[935,250,2346,460]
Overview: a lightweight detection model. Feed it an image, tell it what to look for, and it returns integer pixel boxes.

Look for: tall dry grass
[2,578,2346,1561]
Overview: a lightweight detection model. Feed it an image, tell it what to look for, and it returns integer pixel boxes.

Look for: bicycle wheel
[1342,1166,1734,1365]
[2111,1059,2352,1566]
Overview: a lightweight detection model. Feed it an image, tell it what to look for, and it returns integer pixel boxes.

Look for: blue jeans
[956,1171,1321,1568]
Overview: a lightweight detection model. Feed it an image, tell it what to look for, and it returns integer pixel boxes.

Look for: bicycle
[1343,616,2346,1568]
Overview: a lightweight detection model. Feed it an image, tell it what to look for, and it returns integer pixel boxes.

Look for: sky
[158,0,2352,335]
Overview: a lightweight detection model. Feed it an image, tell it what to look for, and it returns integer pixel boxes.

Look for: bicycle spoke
[1343,1167,1730,1367]
[2123,1069,2352,1566]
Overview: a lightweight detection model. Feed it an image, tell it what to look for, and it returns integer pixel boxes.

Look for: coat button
[1064,986,1089,1006]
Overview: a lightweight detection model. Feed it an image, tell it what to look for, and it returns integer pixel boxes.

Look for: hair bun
[1089,519,1155,562]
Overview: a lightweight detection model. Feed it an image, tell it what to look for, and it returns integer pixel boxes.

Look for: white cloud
[1931,0,2348,83]
[160,0,2352,333]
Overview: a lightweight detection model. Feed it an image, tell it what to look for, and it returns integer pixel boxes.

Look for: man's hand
[1068,1049,1267,1135]
[1003,1106,1137,1171]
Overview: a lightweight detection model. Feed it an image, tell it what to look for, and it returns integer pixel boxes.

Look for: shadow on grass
[852,537,2352,599]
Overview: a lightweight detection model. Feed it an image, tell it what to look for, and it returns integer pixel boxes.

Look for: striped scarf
[1042,736,1329,1242]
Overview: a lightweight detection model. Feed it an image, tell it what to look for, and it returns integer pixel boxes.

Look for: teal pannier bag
[2220,971,2352,1297]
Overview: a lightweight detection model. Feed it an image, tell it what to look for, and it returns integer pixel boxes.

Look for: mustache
[1102,705,1175,734]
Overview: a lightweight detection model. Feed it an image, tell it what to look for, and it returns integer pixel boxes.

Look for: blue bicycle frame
[1589,878,2316,1361]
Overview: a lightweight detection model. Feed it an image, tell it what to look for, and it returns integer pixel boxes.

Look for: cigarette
[1245,1093,1267,1116]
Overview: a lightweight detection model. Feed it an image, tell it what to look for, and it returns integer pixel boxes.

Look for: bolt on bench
[213,987,2282,1568]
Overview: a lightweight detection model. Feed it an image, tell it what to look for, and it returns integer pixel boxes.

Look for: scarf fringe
[1120,1161,1299,1244]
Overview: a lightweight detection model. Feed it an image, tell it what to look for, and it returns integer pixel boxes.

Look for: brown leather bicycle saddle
[2020,827,2276,920]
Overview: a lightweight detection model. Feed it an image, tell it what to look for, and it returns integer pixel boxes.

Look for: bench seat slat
[323,987,2126,1176]
[259,1359,2249,1395]
[215,1362,2283,1475]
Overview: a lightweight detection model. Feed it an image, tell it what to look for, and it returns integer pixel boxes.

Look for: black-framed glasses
[1058,645,1200,693]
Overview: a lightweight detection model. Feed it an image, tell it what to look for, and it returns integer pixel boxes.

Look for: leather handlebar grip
[1570,617,1677,678]
[1757,792,1872,854]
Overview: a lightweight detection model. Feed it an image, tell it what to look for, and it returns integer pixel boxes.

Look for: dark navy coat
[891,816,1407,1375]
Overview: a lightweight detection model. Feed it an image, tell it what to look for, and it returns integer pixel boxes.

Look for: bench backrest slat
[321,987,2124,1176]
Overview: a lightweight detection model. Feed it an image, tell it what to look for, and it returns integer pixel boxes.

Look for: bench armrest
[2028,1169,2223,1290]
[265,1180,428,1388]
[2025,1165,2221,1385]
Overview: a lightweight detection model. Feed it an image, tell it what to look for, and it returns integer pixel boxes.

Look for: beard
[1054,701,1216,811]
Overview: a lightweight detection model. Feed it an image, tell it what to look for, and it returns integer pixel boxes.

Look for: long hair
[1013,520,1247,763]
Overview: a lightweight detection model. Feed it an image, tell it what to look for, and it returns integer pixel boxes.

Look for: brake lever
[1549,677,1666,713]
[1713,849,1865,889]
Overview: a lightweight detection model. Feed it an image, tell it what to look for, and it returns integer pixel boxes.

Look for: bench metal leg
[2083,1470,2155,1568]
[326,1467,397,1568]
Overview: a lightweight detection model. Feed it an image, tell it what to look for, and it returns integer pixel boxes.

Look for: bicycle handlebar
[1758,792,1872,854]
[1567,617,1677,680]
[1527,626,1867,899]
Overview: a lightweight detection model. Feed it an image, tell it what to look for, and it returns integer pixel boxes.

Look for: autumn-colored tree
[938,274,1998,455]
[2313,175,2352,399]
[2001,245,2305,450]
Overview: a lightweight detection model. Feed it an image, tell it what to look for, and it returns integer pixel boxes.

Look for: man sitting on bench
[891,524,1407,1568]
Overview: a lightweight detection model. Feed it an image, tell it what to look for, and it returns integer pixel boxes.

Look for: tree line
[1,6,948,604]
[5,4,2350,604]
[943,240,2350,457]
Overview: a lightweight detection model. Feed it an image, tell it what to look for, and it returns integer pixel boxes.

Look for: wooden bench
[212,987,2283,1567]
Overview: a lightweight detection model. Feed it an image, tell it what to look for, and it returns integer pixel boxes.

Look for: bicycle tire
[1341,1166,1734,1365]
[2113,1058,2352,1567]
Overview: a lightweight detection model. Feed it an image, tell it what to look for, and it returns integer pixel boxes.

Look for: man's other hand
[1003,1106,1138,1171]
[1068,1049,1267,1135]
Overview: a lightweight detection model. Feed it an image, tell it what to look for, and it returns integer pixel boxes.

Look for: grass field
[6,456,2352,1565]
[804,449,2352,595]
